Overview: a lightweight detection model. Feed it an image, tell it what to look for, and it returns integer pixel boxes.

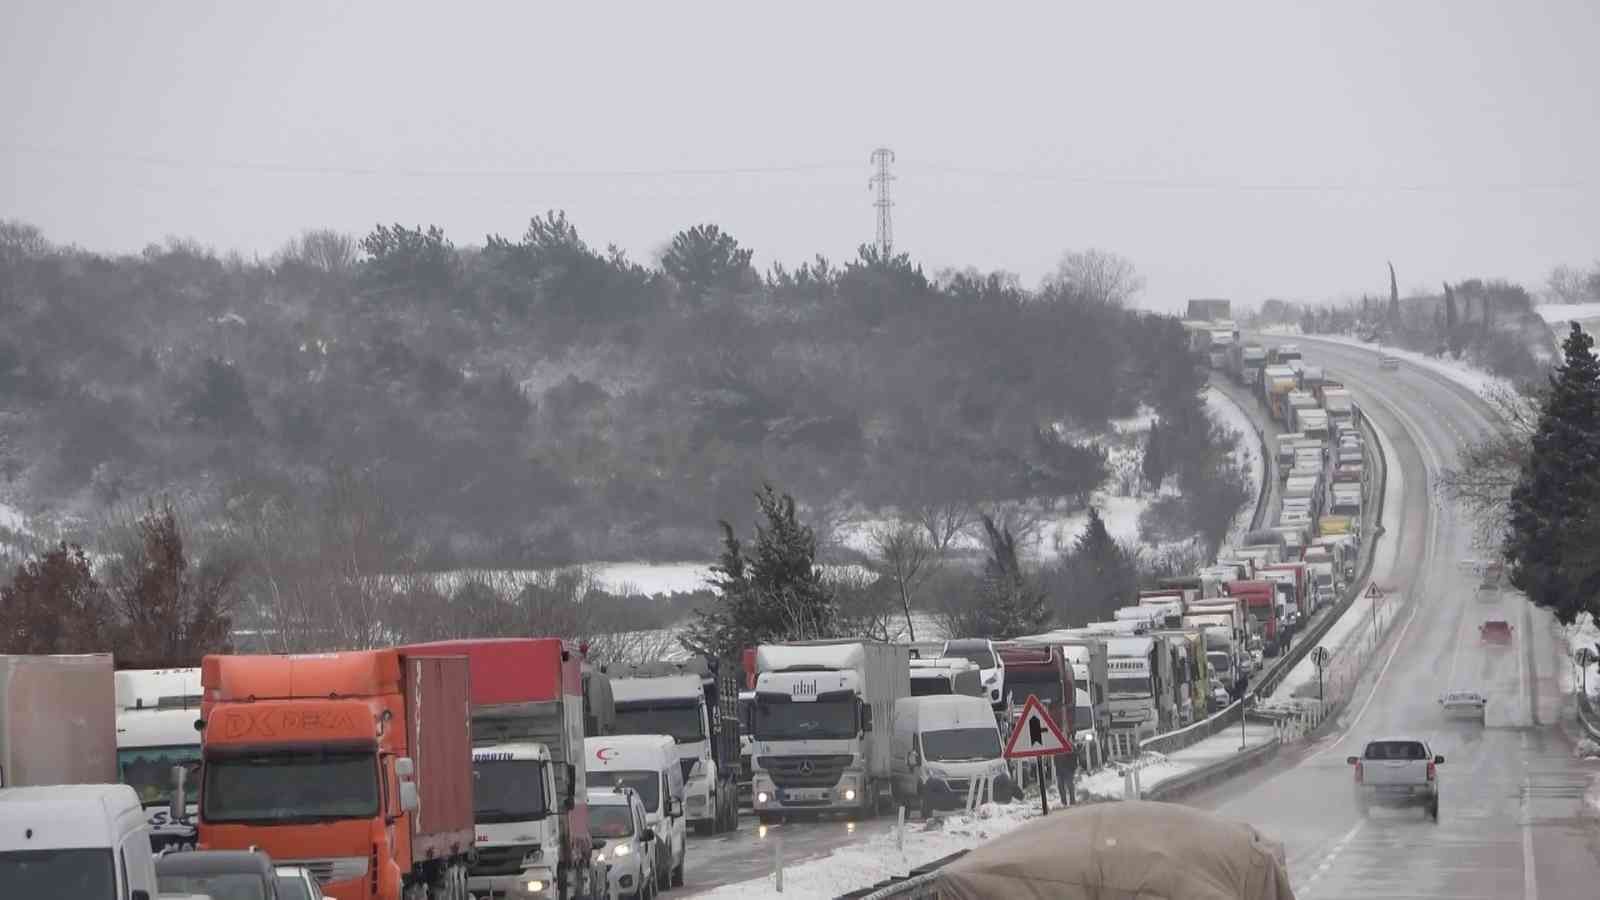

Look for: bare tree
[1041,249,1144,307]
[281,228,359,275]
[825,567,900,643]
[1435,383,1540,551]
[979,501,1047,554]
[914,500,975,555]
[872,521,935,641]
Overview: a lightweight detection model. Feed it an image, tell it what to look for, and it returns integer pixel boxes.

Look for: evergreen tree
[948,515,1050,639]
[1050,507,1139,626]
[1388,262,1401,329]
[1142,420,1168,491]
[684,484,837,656]
[1506,324,1600,624]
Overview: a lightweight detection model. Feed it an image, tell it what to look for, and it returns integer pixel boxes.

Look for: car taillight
[1426,761,1436,781]
[1353,761,1363,783]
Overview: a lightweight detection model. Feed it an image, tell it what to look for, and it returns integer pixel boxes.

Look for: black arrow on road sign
[1029,716,1043,745]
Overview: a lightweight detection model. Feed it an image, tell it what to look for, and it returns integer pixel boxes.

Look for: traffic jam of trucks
[0,322,1376,900]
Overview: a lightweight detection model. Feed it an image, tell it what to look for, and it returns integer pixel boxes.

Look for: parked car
[272,866,325,900]
[155,849,279,900]
[1439,690,1487,723]
[1349,737,1442,821]
[588,788,659,900]
[1480,620,1514,645]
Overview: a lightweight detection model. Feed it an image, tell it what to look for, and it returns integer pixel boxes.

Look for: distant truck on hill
[1187,298,1232,321]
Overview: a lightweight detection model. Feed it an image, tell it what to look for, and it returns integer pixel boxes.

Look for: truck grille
[757,754,853,789]
[285,857,369,886]
[471,844,536,877]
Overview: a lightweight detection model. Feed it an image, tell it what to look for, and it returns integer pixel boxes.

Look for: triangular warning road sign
[1002,694,1072,759]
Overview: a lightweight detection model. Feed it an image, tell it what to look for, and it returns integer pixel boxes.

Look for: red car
[1480,620,1514,644]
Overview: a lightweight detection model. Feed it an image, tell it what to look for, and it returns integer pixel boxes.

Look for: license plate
[785,788,831,801]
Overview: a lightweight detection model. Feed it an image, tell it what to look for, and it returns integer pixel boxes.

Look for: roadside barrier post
[896,806,905,853]
[774,833,784,893]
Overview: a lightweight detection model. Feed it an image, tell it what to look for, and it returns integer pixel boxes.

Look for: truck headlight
[526,879,546,893]
[757,791,770,804]
[843,789,857,801]
[614,843,631,858]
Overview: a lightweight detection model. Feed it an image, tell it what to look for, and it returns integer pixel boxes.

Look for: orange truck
[191,651,474,900]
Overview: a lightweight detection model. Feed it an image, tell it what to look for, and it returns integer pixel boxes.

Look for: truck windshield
[944,647,995,670]
[473,758,548,823]
[753,698,857,741]
[587,770,660,813]
[0,848,114,898]
[921,727,1001,762]
[202,749,379,823]
[1108,676,1152,697]
[613,703,704,744]
[119,744,201,804]
[910,676,952,696]
[1208,653,1233,675]
[1003,671,1061,706]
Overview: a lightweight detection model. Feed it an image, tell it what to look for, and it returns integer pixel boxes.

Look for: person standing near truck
[1054,746,1078,806]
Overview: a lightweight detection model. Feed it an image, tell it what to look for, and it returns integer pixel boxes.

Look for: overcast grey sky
[4,1,1597,310]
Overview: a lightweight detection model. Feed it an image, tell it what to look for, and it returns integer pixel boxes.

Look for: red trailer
[1227,580,1281,656]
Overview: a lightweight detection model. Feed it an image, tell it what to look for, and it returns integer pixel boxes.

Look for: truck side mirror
[1433,755,1445,765]
[168,765,188,824]
[906,751,920,769]
[669,798,683,818]
[395,757,416,778]
[563,762,577,812]
[861,706,873,733]
[399,781,420,813]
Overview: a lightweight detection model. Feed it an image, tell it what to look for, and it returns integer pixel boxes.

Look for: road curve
[1192,337,1600,899]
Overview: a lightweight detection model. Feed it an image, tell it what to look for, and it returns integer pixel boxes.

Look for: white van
[0,783,159,899]
[889,695,1014,817]
[586,735,686,891]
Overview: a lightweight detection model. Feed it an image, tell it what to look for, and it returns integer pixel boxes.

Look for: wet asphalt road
[1188,337,1600,899]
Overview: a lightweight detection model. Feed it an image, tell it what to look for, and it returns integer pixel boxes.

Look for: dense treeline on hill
[0,217,1218,571]
[1250,263,1555,385]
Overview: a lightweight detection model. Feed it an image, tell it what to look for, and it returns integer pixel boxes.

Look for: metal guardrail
[1143,736,1283,803]
[1139,698,1243,756]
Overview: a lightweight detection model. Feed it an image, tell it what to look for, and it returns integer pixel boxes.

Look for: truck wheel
[724,789,739,832]
[656,847,672,891]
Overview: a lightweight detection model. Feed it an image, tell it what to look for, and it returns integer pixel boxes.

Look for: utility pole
[869,147,896,258]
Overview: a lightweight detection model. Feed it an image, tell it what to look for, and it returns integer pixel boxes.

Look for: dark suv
[156,849,279,900]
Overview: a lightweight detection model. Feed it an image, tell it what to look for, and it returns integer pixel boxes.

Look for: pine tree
[1050,507,1139,626]
[1388,262,1401,328]
[1142,421,1167,491]
[1506,324,1600,624]
[684,483,837,656]
[971,515,1050,638]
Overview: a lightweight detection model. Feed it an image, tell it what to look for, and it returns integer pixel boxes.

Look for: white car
[1439,690,1488,723]
[1349,736,1442,821]
[588,788,660,900]
[275,865,327,900]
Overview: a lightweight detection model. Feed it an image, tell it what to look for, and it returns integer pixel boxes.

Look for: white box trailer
[0,654,116,789]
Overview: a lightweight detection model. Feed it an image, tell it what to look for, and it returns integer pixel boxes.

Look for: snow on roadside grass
[693,803,1040,900]
[1078,752,1188,801]
[1203,386,1264,548]
[0,502,28,535]
[1537,303,1600,325]
[1564,612,1600,700]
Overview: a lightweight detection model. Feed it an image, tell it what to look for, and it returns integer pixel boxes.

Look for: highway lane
[1192,337,1600,899]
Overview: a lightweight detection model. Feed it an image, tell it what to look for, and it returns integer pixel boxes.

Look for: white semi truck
[749,640,910,821]
[113,668,201,851]
[606,656,741,836]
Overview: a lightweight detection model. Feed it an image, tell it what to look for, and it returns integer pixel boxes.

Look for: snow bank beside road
[694,804,1039,900]
[1204,385,1264,548]
[1538,303,1600,325]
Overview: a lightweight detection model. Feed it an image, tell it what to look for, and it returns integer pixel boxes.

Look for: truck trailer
[196,650,475,900]
[0,653,116,789]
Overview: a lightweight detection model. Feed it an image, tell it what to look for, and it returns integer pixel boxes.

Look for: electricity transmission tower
[869,147,896,258]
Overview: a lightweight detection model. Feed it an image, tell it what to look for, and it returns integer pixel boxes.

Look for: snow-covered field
[0,502,26,534]
[1537,303,1600,325]
[694,803,1041,900]
[1204,385,1265,548]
